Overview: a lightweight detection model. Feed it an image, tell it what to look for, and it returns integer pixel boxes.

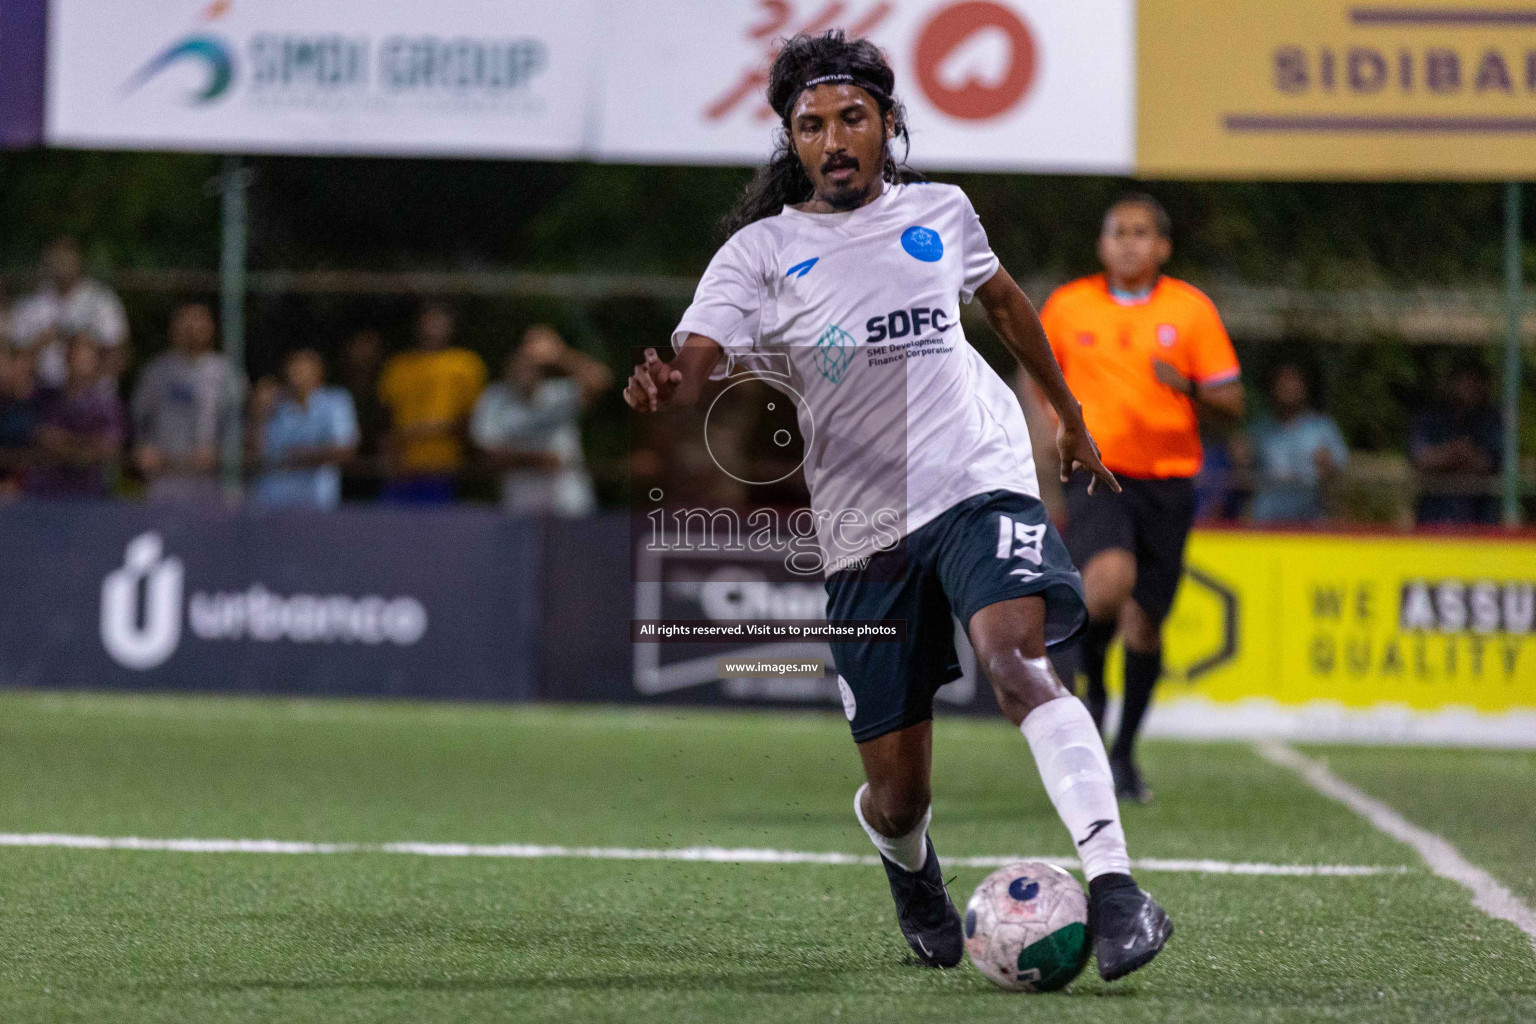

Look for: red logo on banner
[706,2,895,122]
[913,1,1037,121]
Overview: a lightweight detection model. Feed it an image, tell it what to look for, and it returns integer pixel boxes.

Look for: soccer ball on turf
[963,860,1091,992]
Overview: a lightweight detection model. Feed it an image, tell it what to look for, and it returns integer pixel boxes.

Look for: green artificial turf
[1301,744,1536,908]
[0,691,1531,1023]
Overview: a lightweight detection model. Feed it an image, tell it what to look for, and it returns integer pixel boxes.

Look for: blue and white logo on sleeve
[900,226,943,262]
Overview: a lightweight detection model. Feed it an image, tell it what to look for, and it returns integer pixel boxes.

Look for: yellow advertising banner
[1152,530,1536,740]
[1137,0,1536,178]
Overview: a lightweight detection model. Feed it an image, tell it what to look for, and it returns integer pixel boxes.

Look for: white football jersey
[673,181,1040,574]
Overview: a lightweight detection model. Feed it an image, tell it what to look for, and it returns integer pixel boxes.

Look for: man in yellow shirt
[377,302,487,504]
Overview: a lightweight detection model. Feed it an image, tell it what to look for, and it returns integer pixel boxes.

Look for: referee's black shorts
[1062,473,1195,624]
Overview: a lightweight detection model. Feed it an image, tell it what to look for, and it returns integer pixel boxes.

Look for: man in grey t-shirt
[131,302,246,503]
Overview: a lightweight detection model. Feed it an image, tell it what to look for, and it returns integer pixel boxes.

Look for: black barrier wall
[538,514,634,701]
[0,502,540,700]
[0,505,1000,719]
[539,513,1001,720]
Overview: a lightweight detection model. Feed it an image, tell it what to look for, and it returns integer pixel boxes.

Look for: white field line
[1255,740,1536,955]
[0,831,1406,877]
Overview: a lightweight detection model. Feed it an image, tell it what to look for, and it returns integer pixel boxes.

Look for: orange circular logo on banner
[913,1,1037,121]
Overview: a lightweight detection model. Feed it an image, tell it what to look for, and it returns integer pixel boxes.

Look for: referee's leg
[1077,550,1135,729]
[1058,474,1136,731]
[1109,477,1196,802]
[1110,598,1164,800]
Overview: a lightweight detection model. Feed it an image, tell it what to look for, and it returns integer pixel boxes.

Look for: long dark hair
[721,31,920,237]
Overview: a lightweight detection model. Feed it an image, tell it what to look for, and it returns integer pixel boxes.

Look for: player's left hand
[1057,418,1121,495]
[622,348,683,413]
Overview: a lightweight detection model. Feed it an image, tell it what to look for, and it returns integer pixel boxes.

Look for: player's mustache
[821,154,859,175]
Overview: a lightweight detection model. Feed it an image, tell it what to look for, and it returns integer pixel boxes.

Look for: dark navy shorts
[824,489,1087,743]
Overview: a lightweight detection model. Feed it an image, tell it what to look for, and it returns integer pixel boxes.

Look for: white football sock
[854,783,930,873]
[1021,694,1132,880]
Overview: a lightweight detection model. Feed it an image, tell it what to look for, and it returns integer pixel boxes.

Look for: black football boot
[878,836,964,968]
[1089,875,1174,981]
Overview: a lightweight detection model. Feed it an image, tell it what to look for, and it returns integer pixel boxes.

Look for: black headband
[780,72,891,119]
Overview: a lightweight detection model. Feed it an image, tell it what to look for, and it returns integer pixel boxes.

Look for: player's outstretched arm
[975,267,1120,495]
[622,334,725,413]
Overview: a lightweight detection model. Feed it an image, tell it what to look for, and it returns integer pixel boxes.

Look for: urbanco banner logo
[98,531,431,671]
[100,532,185,670]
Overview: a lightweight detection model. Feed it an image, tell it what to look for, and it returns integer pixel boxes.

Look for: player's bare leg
[855,721,963,967]
[969,594,1173,980]
[1075,549,1135,730]
[856,721,932,841]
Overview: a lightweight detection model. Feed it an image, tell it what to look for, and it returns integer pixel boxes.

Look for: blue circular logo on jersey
[901,225,944,262]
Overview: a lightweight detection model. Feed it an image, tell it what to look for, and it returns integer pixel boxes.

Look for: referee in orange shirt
[1036,194,1244,802]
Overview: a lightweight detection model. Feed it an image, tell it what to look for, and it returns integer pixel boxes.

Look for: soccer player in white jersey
[624,31,1172,980]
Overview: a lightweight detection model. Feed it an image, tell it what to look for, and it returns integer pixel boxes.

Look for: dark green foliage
[1,152,1530,485]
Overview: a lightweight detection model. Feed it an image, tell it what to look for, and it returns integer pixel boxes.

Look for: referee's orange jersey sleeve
[1040,274,1239,479]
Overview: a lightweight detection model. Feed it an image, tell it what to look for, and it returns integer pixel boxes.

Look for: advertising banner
[26,0,1536,178]
[0,503,539,700]
[46,0,599,157]
[3,504,1529,744]
[596,0,1135,172]
[1137,0,1536,179]
[1152,529,1536,745]
[40,0,1133,172]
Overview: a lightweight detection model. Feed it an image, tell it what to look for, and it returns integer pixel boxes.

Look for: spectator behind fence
[377,303,486,505]
[8,237,129,389]
[1193,431,1243,523]
[251,349,359,511]
[339,328,388,498]
[471,325,612,516]
[1241,361,1348,524]
[131,302,246,504]
[0,346,42,497]
[1410,357,1504,525]
[27,334,124,499]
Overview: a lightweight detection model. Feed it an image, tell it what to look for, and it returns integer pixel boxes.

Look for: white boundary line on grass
[0,831,1406,877]
[1255,740,1536,954]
